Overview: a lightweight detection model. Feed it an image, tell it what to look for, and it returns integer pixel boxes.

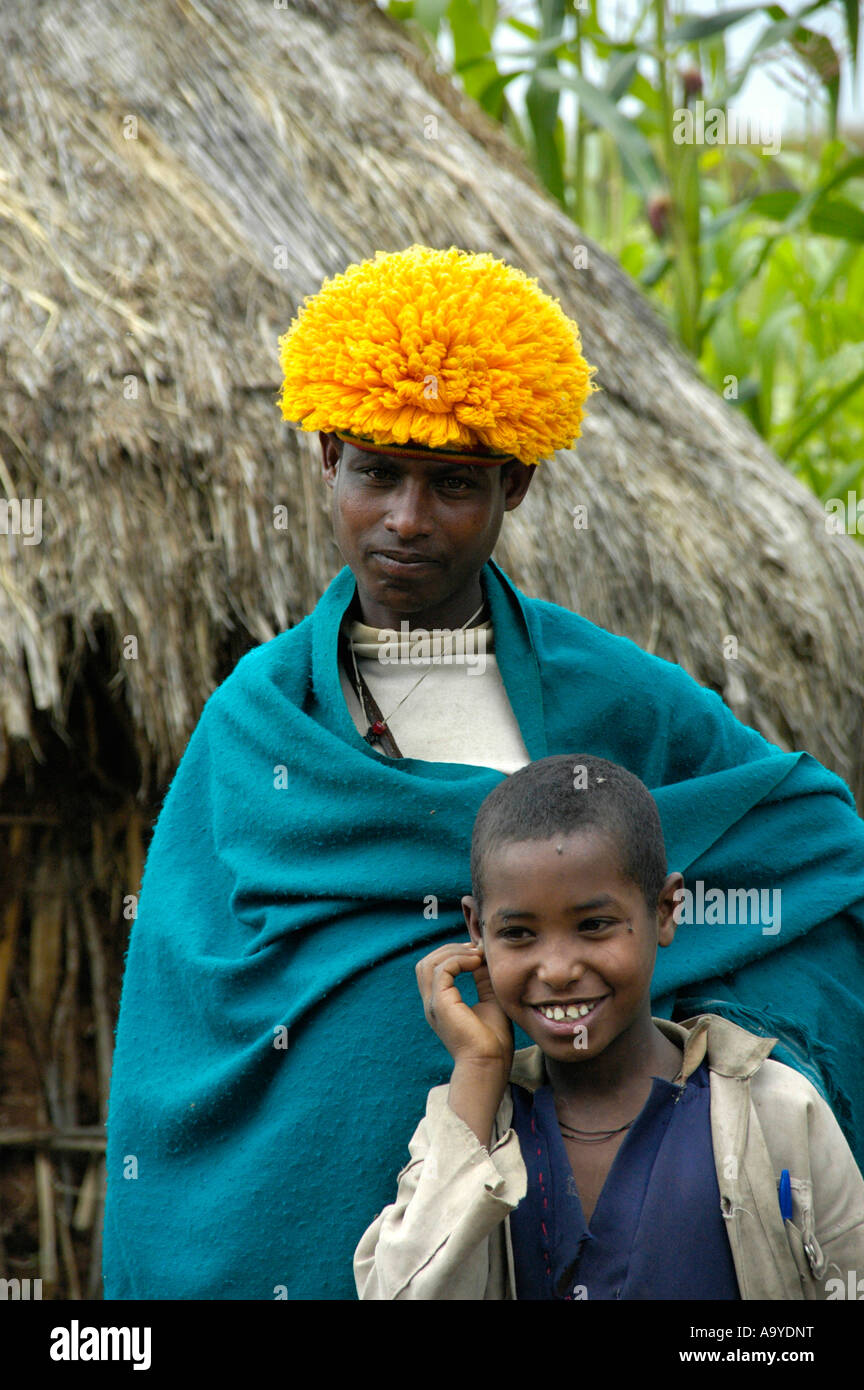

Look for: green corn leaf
[498,35,580,61]
[812,154,864,200]
[671,5,769,44]
[749,191,801,220]
[797,0,860,78]
[414,0,450,38]
[640,254,673,288]
[813,242,860,298]
[790,26,841,85]
[809,198,864,242]
[522,0,568,205]
[746,158,864,243]
[455,52,504,73]
[703,203,754,239]
[748,12,807,58]
[537,69,661,195]
[791,26,841,132]
[525,84,566,203]
[731,377,761,403]
[605,51,642,102]
[723,13,803,100]
[447,0,498,100]
[475,68,529,117]
[818,454,864,505]
[506,18,540,39]
[477,0,498,32]
[779,366,864,459]
[842,0,859,75]
[589,34,651,56]
[629,70,664,113]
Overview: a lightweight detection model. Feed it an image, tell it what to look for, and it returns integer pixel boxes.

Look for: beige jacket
[354,1016,864,1300]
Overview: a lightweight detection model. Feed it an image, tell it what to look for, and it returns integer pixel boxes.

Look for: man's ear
[461,893,483,947]
[320,431,341,489]
[502,460,536,512]
[657,872,683,948]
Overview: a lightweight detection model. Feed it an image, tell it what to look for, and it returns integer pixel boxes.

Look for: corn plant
[387,0,864,535]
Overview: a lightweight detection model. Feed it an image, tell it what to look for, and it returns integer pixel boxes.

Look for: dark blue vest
[509,1059,741,1300]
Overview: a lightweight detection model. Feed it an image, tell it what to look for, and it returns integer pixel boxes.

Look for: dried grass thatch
[2,0,863,795]
[1,0,863,1298]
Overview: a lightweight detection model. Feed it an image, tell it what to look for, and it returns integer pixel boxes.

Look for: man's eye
[579,919,614,933]
[498,927,532,941]
[439,476,473,490]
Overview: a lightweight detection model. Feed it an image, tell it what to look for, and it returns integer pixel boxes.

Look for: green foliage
[386,0,864,535]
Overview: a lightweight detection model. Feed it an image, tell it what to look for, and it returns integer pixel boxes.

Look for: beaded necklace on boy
[556,1116,638,1144]
[555,1060,686,1143]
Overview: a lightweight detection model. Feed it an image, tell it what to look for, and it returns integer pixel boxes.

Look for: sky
[636,0,863,134]
[432,0,863,137]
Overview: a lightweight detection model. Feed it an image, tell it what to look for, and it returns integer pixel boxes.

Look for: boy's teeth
[539,1002,594,1020]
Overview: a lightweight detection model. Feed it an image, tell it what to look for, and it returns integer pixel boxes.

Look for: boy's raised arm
[354,941,524,1300]
[418,942,513,1147]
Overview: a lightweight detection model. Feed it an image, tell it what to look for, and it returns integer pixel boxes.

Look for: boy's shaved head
[470,754,668,913]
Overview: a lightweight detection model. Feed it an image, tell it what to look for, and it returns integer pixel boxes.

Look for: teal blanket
[103,561,864,1299]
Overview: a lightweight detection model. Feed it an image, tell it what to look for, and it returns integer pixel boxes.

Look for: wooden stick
[79,896,114,1122]
[0,825,27,1036]
[0,1127,106,1152]
[87,1161,107,1300]
[52,889,80,1220]
[73,1158,99,1230]
[56,1201,82,1301]
[35,1151,59,1295]
[30,862,64,1029]
[126,804,144,897]
[0,814,62,826]
[72,862,116,1300]
[53,872,84,1300]
[11,960,54,1122]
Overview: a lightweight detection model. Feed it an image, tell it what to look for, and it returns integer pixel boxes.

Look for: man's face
[320,433,534,629]
[462,831,679,1068]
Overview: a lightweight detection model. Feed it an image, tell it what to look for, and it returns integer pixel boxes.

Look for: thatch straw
[1,0,862,807]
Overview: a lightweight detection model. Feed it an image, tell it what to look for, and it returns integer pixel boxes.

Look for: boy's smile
[463,830,680,1075]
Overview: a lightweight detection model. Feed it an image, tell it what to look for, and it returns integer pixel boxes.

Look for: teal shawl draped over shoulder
[103,561,864,1299]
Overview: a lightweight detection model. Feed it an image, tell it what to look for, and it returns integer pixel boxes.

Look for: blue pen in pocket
[778,1168,793,1222]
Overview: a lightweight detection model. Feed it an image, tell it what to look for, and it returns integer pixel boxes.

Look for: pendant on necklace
[367,719,388,740]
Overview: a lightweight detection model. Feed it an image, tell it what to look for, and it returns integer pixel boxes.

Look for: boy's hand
[416,941,513,1072]
[416,942,514,1149]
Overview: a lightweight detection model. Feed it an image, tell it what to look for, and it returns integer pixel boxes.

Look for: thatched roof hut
[1,0,862,1298]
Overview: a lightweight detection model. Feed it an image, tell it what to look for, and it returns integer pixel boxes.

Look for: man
[104,246,864,1299]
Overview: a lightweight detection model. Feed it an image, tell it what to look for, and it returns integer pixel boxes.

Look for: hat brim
[334,430,520,467]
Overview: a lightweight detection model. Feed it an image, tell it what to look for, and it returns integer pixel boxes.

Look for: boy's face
[461,830,680,1065]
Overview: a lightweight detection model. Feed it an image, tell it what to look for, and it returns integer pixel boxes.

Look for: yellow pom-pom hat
[277,244,597,467]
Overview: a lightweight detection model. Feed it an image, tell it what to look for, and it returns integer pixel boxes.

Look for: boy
[354,754,864,1300]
